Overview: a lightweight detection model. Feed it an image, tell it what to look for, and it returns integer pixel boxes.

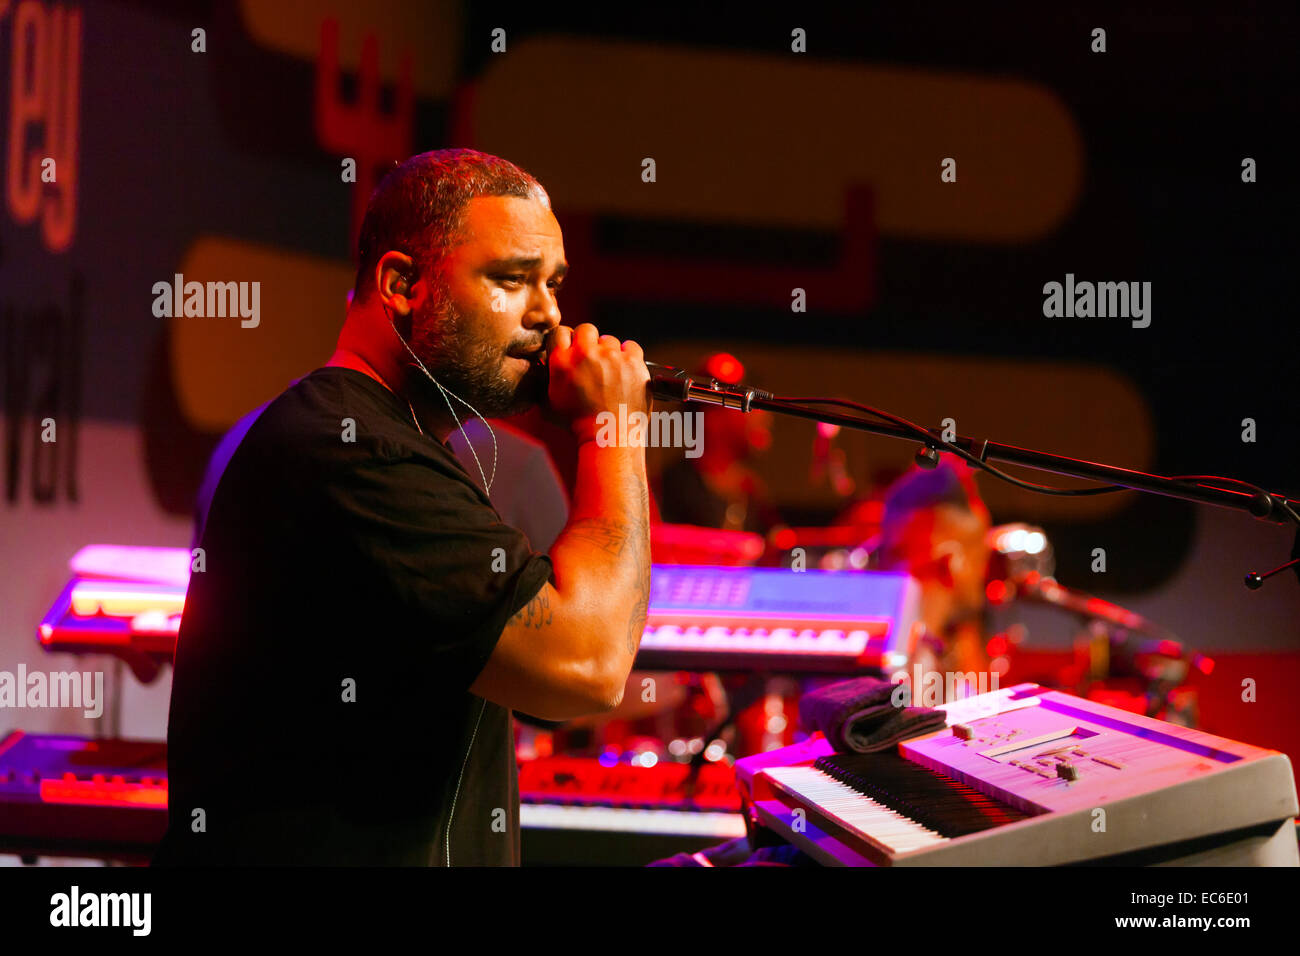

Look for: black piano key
[815,752,1030,839]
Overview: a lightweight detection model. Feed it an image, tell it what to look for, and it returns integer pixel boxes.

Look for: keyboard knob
[1056,762,1080,781]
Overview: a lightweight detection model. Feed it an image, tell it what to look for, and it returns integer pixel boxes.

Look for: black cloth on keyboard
[798,676,948,753]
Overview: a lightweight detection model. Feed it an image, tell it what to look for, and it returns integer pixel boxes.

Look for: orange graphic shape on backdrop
[463,37,1082,241]
[238,0,460,98]
[168,238,352,432]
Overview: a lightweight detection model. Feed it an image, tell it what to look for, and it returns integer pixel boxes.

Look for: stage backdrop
[1,4,1296,764]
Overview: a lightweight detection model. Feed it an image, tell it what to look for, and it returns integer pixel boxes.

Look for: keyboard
[518,755,746,864]
[0,735,747,864]
[37,553,922,677]
[635,564,920,673]
[0,732,169,861]
[519,754,743,838]
[737,684,1300,866]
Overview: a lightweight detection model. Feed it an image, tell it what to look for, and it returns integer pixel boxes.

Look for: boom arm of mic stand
[652,380,1300,528]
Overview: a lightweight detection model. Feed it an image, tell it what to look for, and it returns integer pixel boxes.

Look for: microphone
[535,336,773,411]
[1011,571,1176,642]
[1011,573,1214,677]
[643,360,773,411]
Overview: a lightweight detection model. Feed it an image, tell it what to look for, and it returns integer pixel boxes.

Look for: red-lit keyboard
[518,756,747,862]
[0,731,168,861]
[0,734,748,864]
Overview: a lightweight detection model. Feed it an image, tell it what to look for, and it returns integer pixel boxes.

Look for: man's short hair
[352,149,548,301]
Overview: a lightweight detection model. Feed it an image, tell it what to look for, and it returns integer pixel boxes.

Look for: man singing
[153,149,652,865]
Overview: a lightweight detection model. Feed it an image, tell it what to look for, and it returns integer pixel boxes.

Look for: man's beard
[406,295,547,418]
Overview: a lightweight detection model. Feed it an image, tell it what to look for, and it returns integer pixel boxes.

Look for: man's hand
[473,323,654,720]
[545,324,651,443]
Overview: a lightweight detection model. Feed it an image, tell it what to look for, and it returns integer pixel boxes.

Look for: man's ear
[375,251,418,311]
[934,552,957,588]
[931,541,961,588]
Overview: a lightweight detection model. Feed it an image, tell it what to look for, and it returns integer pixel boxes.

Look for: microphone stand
[647,367,1300,590]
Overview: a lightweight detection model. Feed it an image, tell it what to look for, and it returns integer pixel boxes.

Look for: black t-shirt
[152,366,552,865]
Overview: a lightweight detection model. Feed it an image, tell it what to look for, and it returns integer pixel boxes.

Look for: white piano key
[768,628,796,649]
[638,620,877,661]
[762,765,948,854]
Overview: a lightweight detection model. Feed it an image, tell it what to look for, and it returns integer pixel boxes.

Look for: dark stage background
[1,3,1297,771]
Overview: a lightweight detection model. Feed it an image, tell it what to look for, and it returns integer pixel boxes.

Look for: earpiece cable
[384,303,499,495]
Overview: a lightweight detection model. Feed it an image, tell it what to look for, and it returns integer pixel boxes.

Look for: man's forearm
[549,440,651,674]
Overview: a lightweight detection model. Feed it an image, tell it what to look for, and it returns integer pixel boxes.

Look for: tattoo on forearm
[567,518,629,557]
[510,588,554,629]
[626,592,648,655]
[625,482,651,656]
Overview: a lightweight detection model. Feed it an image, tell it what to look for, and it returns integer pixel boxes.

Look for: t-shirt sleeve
[323,456,555,692]
[520,445,570,553]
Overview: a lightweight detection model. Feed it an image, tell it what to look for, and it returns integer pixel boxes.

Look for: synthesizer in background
[35,549,924,680]
[636,564,921,674]
[0,731,168,862]
[737,684,1299,866]
[519,756,746,865]
[0,735,746,866]
[36,545,190,659]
